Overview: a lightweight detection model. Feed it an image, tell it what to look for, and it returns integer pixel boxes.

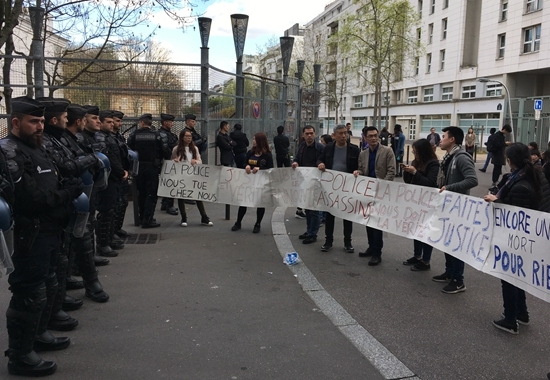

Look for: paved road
[1,160,549,379]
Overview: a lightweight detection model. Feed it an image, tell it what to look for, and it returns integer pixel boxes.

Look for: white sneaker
[180,221,188,227]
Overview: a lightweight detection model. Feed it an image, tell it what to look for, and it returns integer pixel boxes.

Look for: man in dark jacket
[489,124,512,190]
[216,121,236,166]
[184,114,207,154]
[158,113,179,215]
[292,125,324,244]
[317,124,360,253]
[273,125,290,167]
[230,123,249,168]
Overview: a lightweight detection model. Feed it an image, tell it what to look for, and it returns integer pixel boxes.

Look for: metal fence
[0,55,320,162]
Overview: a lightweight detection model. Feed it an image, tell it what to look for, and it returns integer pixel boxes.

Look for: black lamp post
[28,7,45,98]
[198,17,212,164]
[230,14,249,121]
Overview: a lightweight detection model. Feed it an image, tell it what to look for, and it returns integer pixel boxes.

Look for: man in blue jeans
[292,125,324,244]
[433,126,478,294]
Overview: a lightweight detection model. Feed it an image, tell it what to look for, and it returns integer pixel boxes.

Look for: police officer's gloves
[63,178,84,199]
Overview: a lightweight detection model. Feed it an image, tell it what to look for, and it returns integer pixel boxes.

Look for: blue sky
[148,0,328,72]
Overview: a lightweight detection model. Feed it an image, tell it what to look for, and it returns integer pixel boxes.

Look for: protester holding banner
[231,132,274,233]
[434,126,478,294]
[353,126,395,265]
[172,130,213,227]
[484,143,544,334]
[318,125,360,253]
[292,125,325,244]
[402,139,439,271]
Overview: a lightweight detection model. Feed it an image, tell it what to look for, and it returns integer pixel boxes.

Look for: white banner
[481,204,550,302]
[158,163,550,302]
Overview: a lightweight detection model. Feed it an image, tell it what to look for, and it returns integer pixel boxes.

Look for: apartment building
[304,0,550,144]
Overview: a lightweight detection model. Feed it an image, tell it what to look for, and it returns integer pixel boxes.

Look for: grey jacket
[443,150,478,194]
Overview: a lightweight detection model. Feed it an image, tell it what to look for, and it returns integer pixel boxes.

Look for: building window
[353,95,363,108]
[440,49,445,70]
[428,23,434,44]
[418,0,423,18]
[408,90,418,103]
[486,84,503,97]
[443,0,449,9]
[441,18,447,39]
[526,0,542,13]
[501,0,508,20]
[430,0,436,14]
[121,98,128,108]
[150,99,157,110]
[417,28,422,45]
[442,86,453,100]
[383,93,390,106]
[423,88,434,102]
[462,85,476,99]
[415,57,420,75]
[426,53,432,73]
[498,34,506,58]
[523,25,541,53]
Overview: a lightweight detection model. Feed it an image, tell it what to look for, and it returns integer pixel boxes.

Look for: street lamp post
[477,77,514,141]
[230,14,249,122]
[198,17,212,165]
[28,7,45,98]
[294,60,305,153]
[279,36,294,129]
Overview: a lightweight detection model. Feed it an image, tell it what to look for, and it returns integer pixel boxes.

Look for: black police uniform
[94,116,126,255]
[158,113,179,214]
[184,114,207,154]
[50,104,110,304]
[127,115,171,227]
[1,97,83,377]
[113,123,131,236]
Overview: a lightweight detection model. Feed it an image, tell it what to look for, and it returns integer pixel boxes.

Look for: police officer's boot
[164,198,178,215]
[6,300,57,377]
[74,229,110,303]
[109,210,125,250]
[96,212,118,257]
[89,228,110,266]
[114,197,129,237]
[34,274,71,352]
[48,251,79,331]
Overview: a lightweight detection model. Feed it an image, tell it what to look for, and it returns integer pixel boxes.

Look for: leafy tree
[337,0,420,128]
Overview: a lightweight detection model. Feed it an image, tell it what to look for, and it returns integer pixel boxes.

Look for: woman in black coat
[401,139,440,271]
[484,143,543,334]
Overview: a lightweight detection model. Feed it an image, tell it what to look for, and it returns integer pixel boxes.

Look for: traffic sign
[534,99,542,111]
[535,110,541,121]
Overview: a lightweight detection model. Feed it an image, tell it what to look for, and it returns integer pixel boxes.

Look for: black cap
[11,96,45,116]
[111,111,124,119]
[36,97,71,113]
[139,113,153,121]
[161,113,175,121]
[67,104,87,119]
[185,114,196,121]
[99,110,114,119]
[83,105,99,116]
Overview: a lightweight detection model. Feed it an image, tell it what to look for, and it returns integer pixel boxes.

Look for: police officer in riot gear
[158,113,179,215]
[95,111,127,255]
[2,97,83,377]
[79,105,116,263]
[111,111,131,236]
[127,113,171,228]
[184,113,207,154]
[38,97,84,331]
[52,104,110,303]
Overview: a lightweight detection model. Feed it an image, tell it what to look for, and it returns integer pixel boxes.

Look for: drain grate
[123,233,160,244]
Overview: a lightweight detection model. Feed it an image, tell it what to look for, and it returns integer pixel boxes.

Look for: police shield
[0,197,14,277]
[94,152,111,190]
[68,193,90,238]
[128,149,139,175]
[80,170,94,199]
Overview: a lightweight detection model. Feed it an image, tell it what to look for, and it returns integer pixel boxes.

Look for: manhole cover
[123,233,160,244]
